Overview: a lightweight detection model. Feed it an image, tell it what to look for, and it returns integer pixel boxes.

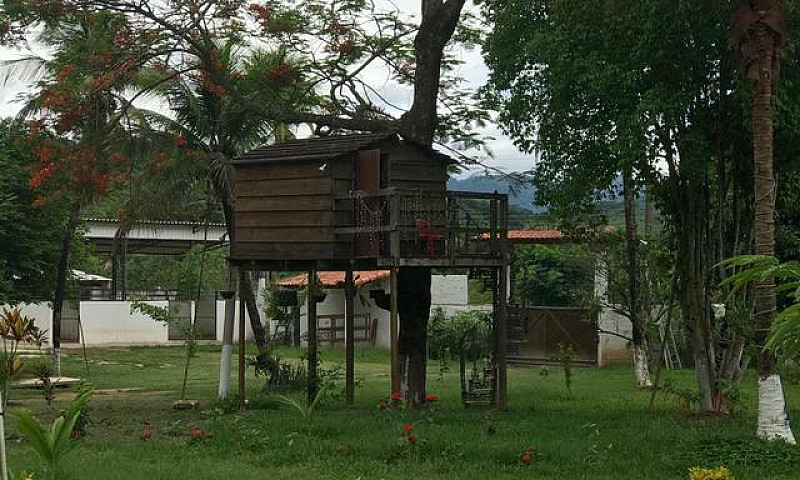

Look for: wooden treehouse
[228,133,509,408]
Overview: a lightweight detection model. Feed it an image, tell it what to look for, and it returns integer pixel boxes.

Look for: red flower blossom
[424,393,439,402]
[173,135,188,147]
[403,423,414,433]
[190,429,204,439]
[390,392,403,401]
[521,452,532,466]
[408,435,417,442]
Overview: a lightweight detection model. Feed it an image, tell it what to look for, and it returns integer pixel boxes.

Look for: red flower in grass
[190,429,204,439]
[403,423,414,433]
[425,393,439,402]
[521,452,532,466]
[408,435,417,442]
[390,392,403,401]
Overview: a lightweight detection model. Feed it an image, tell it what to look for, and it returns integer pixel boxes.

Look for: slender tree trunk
[666,136,717,412]
[52,202,81,376]
[219,190,271,365]
[751,32,795,442]
[623,166,650,387]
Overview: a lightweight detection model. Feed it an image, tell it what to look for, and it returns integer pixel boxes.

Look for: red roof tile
[507,229,564,243]
[279,270,391,289]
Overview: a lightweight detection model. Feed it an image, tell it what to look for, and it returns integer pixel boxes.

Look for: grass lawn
[5,345,800,480]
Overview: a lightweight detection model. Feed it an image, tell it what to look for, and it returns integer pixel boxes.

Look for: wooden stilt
[307,268,318,405]
[344,267,355,405]
[496,196,509,410]
[238,283,246,409]
[389,267,400,395]
[496,264,508,410]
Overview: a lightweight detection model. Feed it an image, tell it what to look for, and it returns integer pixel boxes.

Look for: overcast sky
[0,0,537,176]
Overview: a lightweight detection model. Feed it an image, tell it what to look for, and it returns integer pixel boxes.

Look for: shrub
[689,466,734,480]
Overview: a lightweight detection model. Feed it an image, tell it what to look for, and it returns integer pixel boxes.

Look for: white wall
[2,274,485,349]
[80,301,169,344]
[597,308,633,366]
[3,299,258,347]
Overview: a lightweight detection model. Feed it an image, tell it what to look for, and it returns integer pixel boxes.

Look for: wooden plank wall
[233,160,340,260]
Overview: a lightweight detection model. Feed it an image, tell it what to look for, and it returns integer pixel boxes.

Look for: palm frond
[0,55,50,87]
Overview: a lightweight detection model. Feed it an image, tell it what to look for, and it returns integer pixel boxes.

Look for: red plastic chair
[415,219,445,259]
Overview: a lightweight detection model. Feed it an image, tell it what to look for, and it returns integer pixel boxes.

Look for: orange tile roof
[507,229,564,243]
[279,270,391,289]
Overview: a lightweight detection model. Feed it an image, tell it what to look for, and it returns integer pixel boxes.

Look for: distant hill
[447,173,544,213]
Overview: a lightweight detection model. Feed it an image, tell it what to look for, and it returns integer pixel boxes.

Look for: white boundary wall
[3,274,486,349]
[3,300,255,347]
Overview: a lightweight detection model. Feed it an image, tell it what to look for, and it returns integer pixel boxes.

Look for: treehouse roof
[231,132,455,165]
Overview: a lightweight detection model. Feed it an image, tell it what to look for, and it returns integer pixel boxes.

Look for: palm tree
[731,0,794,443]
[136,40,317,388]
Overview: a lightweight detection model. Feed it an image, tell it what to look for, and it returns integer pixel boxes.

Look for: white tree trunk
[757,374,796,444]
[634,346,652,388]
[53,347,61,377]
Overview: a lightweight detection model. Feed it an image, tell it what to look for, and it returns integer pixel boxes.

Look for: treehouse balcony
[334,188,508,267]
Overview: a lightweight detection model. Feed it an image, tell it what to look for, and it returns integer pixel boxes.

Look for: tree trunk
[399,0,466,145]
[218,189,271,366]
[623,166,650,387]
[397,267,432,408]
[52,202,81,376]
[666,135,718,412]
[750,27,795,442]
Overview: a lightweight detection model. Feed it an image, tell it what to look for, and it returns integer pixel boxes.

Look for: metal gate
[61,302,81,343]
[194,295,217,340]
[167,297,216,340]
[508,306,597,365]
[167,300,192,341]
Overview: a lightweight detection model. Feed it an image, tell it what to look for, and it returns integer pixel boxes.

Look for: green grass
[5,345,800,479]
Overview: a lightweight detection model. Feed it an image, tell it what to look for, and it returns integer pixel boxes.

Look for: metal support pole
[307,268,318,405]
[389,267,400,395]
[345,267,356,405]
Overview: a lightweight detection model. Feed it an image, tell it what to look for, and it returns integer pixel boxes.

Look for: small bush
[689,466,733,480]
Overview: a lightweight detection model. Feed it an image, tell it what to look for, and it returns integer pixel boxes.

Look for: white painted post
[217,270,237,399]
[594,258,609,367]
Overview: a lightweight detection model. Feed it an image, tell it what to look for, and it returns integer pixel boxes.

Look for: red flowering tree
[5,10,172,373]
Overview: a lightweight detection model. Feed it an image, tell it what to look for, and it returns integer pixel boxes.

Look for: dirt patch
[52,388,171,401]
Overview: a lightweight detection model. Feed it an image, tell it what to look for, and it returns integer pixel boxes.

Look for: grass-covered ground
[5,345,800,479]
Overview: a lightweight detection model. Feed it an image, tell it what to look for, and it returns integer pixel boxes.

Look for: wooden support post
[496,265,509,410]
[389,267,400,395]
[390,190,401,260]
[496,195,509,410]
[238,282,246,409]
[307,268,318,405]
[345,267,356,406]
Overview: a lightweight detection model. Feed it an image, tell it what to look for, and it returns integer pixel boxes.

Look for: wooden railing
[334,188,508,263]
